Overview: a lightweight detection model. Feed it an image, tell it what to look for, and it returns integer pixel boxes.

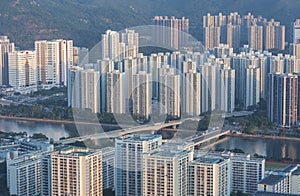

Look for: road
[187,129,231,146]
[56,121,182,144]
[57,119,231,147]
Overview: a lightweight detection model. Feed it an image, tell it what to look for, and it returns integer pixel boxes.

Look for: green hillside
[0,0,300,49]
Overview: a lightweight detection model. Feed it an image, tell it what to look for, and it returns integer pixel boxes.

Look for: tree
[30,133,48,140]
[197,115,210,131]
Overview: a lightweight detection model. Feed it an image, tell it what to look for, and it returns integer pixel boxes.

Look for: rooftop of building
[117,134,161,142]
[254,191,298,196]
[294,19,300,25]
[292,166,300,176]
[150,149,189,158]
[101,146,115,153]
[55,146,99,157]
[193,157,225,165]
[7,152,44,167]
[281,164,298,173]
[228,152,265,161]
[162,141,194,150]
[258,174,285,185]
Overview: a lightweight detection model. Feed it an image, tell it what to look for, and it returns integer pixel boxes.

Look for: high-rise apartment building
[67,66,83,107]
[290,43,300,61]
[232,53,258,108]
[57,39,74,86]
[203,13,227,28]
[51,147,102,196]
[170,51,184,74]
[8,50,37,92]
[203,13,285,50]
[41,154,51,196]
[68,68,100,113]
[101,30,124,60]
[102,147,115,190]
[153,16,189,50]
[220,65,235,113]
[200,63,219,112]
[257,52,270,100]
[149,53,166,100]
[115,134,162,196]
[264,20,285,50]
[227,23,241,49]
[106,70,126,114]
[211,44,234,58]
[35,40,60,85]
[122,57,138,103]
[136,53,148,73]
[182,70,201,116]
[73,46,89,66]
[245,65,261,109]
[101,29,139,61]
[270,54,285,73]
[268,73,298,127]
[35,39,73,86]
[293,19,300,44]
[203,13,285,51]
[97,58,115,113]
[241,13,255,45]
[143,149,193,196]
[296,73,300,121]
[188,157,230,196]
[7,153,41,196]
[0,36,15,86]
[248,25,263,51]
[121,29,139,58]
[194,151,265,194]
[270,54,299,74]
[203,13,239,49]
[80,69,100,113]
[229,153,265,194]
[159,72,181,119]
[132,71,151,122]
[204,26,221,49]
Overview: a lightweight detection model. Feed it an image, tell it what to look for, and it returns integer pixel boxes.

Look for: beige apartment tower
[188,157,230,196]
[143,149,193,196]
[51,147,102,196]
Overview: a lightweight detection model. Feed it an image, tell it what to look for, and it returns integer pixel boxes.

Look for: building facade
[0,36,15,86]
[143,149,192,196]
[8,50,37,92]
[51,147,102,196]
[268,73,298,127]
[115,134,162,196]
[188,157,230,196]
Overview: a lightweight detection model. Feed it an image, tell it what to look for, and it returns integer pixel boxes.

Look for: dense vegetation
[0,87,142,126]
[30,133,48,140]
[0,87,73,120]
[0,101,72,120]
[0,130,27,138]
[227,100,274,133]
[197,111,223,131]
[1,0,300,49]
